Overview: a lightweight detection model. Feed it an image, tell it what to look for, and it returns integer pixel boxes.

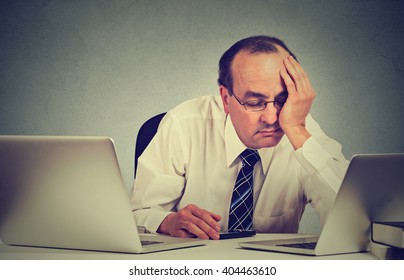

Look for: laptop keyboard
[277,242,317,249]
[141,240,164,246]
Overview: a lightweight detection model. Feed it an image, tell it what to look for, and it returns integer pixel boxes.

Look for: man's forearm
[284,125,312,150]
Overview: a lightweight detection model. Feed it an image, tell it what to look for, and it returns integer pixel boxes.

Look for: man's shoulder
[168,95,225,120]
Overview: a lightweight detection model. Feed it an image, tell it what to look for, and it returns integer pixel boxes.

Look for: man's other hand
[157,204,221,240]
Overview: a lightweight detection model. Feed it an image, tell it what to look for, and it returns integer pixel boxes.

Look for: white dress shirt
[130,95,349,233]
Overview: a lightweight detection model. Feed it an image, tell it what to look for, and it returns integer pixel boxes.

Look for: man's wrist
[283,125,311,150]
[157,212,175,235]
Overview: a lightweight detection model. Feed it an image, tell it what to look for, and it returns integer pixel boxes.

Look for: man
[130,35,348,240]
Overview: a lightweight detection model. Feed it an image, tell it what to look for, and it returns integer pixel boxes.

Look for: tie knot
[240,149,260,167]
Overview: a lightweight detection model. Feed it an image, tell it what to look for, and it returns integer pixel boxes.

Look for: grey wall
[1,0,403,234]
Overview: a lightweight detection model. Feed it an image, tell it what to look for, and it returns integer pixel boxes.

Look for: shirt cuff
[294,136,332,175]
[134,209,172,234]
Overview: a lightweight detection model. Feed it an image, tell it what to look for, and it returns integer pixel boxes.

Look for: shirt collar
[224,115,275,171]
[224,115,246,167]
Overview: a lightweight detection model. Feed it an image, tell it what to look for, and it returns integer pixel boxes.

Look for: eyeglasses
[229,88,288,112]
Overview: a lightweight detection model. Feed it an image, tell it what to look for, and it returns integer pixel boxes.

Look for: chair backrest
[134,112,166,177]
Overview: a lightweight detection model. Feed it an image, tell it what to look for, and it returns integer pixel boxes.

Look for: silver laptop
[239,153,404,256]
[0,135,206,253]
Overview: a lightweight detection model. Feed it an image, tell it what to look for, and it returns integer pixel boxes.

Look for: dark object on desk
[134,112,166,178]
[372,222,404,248]
[219,230,256,240]
[370,240,404,260]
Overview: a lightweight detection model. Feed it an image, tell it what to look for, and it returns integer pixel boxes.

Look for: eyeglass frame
[227,87,288,112]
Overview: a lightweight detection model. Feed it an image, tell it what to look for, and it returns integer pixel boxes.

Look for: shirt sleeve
[130,112,187,233]
[294,115,349,227]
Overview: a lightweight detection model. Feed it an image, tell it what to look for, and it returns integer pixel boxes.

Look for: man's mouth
[257,127,282,136]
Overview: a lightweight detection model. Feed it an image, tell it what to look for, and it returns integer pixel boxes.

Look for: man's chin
[251,133,285,149]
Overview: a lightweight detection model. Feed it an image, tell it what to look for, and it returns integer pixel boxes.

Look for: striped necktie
[228,149,260,231]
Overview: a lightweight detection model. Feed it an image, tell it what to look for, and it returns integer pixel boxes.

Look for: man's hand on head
[157,204,221,240]
[279,56,315,149]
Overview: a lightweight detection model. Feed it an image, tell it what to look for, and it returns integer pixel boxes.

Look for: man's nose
[259,102,278,125]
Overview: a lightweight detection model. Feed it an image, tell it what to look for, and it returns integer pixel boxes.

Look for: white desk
[0,234,376,260]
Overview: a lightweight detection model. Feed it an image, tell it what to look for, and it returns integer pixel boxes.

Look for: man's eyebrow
[244,91,268,99]
[244,90,288,99]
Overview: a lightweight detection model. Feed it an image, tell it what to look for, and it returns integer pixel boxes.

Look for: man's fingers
[171,218,209,239]
[188,205,221,239]
[207,210,222,222]
[280,67,297,96]
[284,56,311,97]
[167,204,221,240]
[190,205,221,230]
[179,220,212,240]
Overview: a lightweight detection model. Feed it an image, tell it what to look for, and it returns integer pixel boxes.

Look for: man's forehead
[232,50,287,71]
[232,50,288,96]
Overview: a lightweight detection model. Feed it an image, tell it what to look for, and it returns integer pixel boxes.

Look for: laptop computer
[0,135,206,253]
[239,153,404,256]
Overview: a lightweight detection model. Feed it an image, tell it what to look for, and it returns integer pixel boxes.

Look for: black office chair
[134,112,166,178]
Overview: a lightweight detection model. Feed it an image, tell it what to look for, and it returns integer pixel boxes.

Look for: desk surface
[0,234,376,260]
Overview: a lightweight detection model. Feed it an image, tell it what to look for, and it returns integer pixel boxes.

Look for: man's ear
[219,85,230,114]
